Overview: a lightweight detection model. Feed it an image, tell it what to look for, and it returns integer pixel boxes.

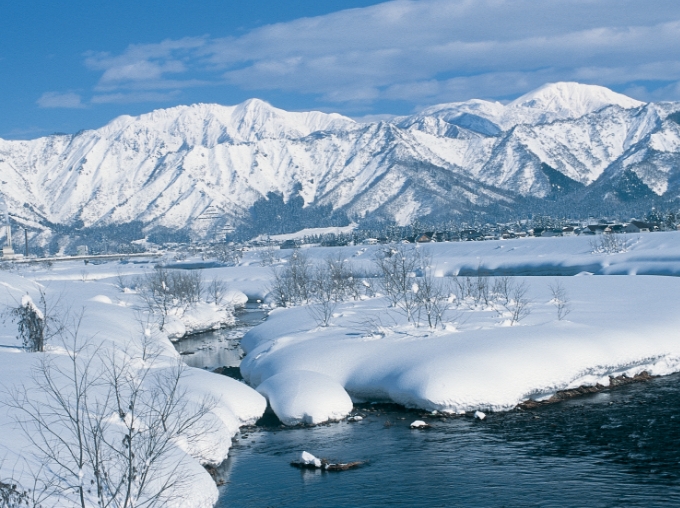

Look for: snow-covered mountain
[1,82,679,239]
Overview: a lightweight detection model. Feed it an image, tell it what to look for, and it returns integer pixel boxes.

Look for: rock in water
[410,420,431,429]
[474,411,486,420]
[300,451,322,468]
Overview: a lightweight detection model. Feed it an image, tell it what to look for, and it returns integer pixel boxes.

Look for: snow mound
[89,294,113,304]
[300,451,322,468]
[256,370,353,425]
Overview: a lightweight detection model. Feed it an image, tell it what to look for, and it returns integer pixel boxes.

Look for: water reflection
[174,304,267,370]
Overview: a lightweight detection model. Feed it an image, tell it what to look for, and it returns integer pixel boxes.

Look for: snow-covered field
[237,232,680,421]
[0,231,679,505]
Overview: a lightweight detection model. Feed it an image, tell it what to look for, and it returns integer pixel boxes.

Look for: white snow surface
[2,81,674,234]
[0,262,266,508]
[300,451,322,468]
[256,370,353,425]
[3,232,680,501]
[256,224,357,242]
[238,232,680,414]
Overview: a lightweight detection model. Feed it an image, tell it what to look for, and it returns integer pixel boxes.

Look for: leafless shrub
[506,280,532,325]
[3,321,217,508]
[6,288,63,352]
[589,233,634,254]
[206,277,229,305]
[269,250,313,307]
[548,279,571,321]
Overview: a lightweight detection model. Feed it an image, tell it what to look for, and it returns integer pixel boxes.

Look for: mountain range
[1,81,679,243]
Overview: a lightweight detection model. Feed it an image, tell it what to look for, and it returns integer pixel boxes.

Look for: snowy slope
[1,82,678,237]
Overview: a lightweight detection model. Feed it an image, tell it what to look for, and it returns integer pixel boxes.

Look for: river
[175,308,680,507]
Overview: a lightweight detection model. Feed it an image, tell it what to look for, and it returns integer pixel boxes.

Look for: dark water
[175,308,680,507]
[216,374,680,507]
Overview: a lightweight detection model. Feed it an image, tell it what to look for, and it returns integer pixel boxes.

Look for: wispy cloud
[37,92,85,109]
[91,91,181,104]
[70,0,680,108]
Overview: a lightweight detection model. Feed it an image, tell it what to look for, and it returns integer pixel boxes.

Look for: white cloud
[91,91,181,104]
[36,92,85,109]
[80,0,680,108]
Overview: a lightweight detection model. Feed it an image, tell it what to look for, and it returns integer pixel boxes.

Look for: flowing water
[175,310,680,507]
[173,303,267,371]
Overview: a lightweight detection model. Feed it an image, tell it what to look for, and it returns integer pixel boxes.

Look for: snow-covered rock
[256,370,353,425]
[300,451,322,468]
[474,411,486,421]
[410,420,431,429]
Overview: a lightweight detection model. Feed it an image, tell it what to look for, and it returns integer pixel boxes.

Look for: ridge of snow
[508,82,644,118]
[0,83,676,236]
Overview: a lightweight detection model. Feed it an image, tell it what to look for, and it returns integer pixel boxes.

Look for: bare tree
[208,244,242,266]
[374,245,421,322]
[4,320,217,508]
[452,272,490,309]
[114,267,128,292]
[326,255,362,302]
[589,233,635,254]
[136,268,204,329]
[205,277,229,305]
[269,250,314,307]
[307,265,337,327]
[258,243,279,267]
[492,276,513,307]
[548,279,571,321]
[416,271,453,330]
[506,280,532,325]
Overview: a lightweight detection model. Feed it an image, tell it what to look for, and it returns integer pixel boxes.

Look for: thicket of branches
[269,246,538,329]
[135,268,230,330]
[589,232,636,254]
[3,317,217,508]
[269,251,366,327]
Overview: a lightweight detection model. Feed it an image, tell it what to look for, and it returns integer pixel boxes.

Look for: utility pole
[24,228,28,257]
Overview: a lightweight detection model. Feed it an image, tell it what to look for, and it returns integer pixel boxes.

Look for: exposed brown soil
[518,371,654,410]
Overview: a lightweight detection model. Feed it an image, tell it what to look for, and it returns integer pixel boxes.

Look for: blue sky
[2,0,680,139]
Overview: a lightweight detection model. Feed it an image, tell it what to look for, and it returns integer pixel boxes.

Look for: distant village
[254,215,680,250]
[3,211,680,262]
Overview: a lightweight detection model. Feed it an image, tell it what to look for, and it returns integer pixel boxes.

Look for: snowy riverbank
[0,261,265,508]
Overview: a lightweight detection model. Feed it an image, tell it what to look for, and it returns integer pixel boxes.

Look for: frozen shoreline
[1,232,680,505]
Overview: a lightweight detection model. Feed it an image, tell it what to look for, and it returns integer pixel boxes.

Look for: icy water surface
[173,304,266,370]
[175,307,680,507]
[216,373,680,507]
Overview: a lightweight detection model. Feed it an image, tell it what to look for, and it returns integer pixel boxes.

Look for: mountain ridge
[1,82,678,244]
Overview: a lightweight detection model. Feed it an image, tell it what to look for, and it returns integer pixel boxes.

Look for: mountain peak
[509,82,644,118]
